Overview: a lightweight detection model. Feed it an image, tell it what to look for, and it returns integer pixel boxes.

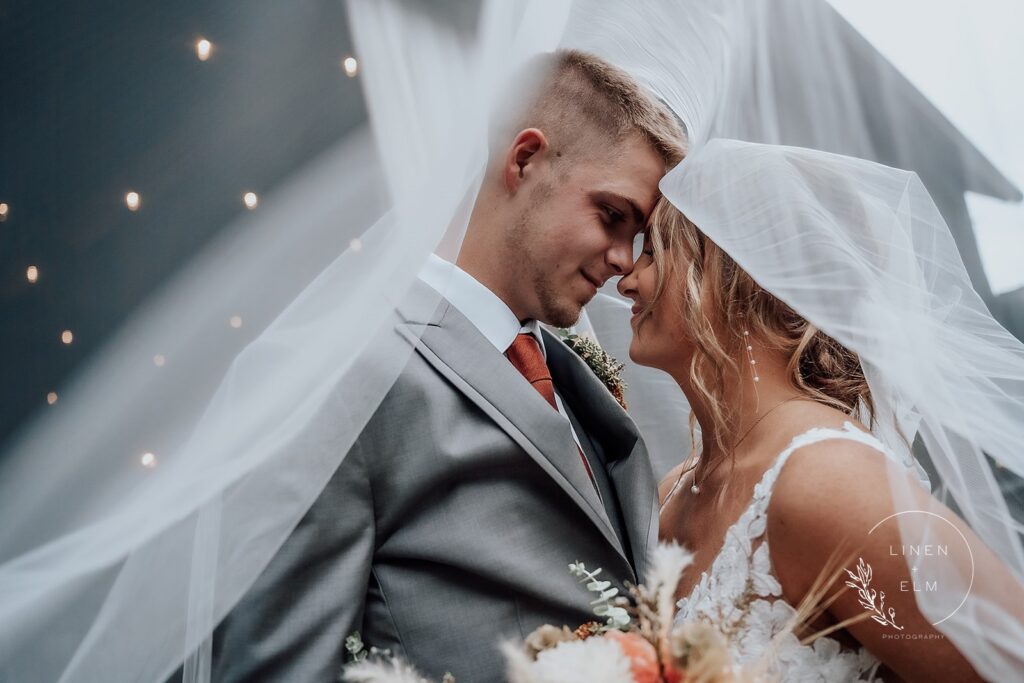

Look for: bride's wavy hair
[643,198,876,467]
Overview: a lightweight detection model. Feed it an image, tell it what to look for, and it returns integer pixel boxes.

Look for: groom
[212,50,685,682]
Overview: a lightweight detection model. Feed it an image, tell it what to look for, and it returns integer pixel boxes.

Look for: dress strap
[747,421,890,521]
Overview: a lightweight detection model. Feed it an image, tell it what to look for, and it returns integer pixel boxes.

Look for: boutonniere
[559,332,628,410]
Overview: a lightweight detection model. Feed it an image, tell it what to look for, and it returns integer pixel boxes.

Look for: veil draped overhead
[1,1,1021,681]
[659,139,1024,680]
[0,2,555,680]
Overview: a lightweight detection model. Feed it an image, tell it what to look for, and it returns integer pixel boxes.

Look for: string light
[153,354,166,367]
[343,56,358,78]
[47,392,58,405]
[125,191,141,211]
[0,202,8,222]
[229,315,243,329]
[196,38,212,62]
[140,452,158,468]
[26,265,39,283]
[61,330,74,345]
[350,238,362,252]
[243,191,259,209]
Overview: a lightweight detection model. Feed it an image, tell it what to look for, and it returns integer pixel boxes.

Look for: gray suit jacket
[211,281,659,682]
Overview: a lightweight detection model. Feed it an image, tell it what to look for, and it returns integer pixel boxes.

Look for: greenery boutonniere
[559,332,628,410]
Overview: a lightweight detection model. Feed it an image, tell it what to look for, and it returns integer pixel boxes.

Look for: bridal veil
[1,1,1021,680]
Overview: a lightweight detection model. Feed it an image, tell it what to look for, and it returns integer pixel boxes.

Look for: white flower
[752,482,768,502]
[714,539,747,601]
[341,658,432,683]
[745,511,767,541]
[530,637,634,683]
[750,543,783,597]
[736,599,795,659]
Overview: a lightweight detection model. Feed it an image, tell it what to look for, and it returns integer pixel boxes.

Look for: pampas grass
[647,541,695,644]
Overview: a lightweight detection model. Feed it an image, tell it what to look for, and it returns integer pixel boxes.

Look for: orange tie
[506,333,599,492]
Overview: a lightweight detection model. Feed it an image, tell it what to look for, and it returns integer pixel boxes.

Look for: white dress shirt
[418,254,584,450]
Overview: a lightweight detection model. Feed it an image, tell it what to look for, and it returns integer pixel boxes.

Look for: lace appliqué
[674,422,886,682]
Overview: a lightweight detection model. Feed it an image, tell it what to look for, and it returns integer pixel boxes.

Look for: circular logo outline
[866,509,975,626]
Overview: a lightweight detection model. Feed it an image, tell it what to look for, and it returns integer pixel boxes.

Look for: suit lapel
[607,442,659,582]
[543,330,658,582]
[395,284,624,558]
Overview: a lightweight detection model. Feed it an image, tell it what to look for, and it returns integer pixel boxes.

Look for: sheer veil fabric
[659,140,1024,680]
[1,1,1022,681]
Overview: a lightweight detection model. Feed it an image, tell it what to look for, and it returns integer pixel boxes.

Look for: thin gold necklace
[661,395,811,508]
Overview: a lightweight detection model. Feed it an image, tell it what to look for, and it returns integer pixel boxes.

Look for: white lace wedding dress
[673,422,887,681]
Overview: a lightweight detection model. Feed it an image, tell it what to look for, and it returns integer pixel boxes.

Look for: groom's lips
[580,270,601,291]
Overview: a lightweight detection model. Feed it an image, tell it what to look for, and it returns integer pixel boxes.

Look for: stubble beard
[506,195,585,328]
[534,271,583,328]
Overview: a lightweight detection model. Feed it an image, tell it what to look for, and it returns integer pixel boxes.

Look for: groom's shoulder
[348,288,456,403]
[353,279,447,359]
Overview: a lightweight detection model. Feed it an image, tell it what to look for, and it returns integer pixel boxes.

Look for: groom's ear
[503,128,549,193]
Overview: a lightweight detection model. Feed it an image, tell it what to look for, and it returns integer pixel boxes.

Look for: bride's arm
[766,439,1024,682]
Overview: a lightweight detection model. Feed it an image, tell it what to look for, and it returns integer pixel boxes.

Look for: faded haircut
[490,49,687,170]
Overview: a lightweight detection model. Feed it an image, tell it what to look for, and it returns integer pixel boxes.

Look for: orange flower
[658,637,686,683]
[660,644,685,683]
[604,630,661,683]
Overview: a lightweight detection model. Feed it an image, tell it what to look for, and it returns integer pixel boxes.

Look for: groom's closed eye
[602,205,625,224]
[592,191,645,232]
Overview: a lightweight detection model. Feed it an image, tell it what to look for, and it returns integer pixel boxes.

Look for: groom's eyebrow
[595,191,645,228]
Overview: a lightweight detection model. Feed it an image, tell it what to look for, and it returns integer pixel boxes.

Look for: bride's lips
[630,302,645,325]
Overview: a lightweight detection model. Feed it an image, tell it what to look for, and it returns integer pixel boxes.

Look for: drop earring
[743,330,759,383]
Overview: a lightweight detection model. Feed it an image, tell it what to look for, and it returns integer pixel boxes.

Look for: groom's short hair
[492,49,686,169]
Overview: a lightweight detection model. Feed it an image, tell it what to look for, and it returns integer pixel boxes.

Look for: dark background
[1,1,368,443]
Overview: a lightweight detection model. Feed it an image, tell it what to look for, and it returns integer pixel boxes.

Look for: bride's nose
[617,269,638,300]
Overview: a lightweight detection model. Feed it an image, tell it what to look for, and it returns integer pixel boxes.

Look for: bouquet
[501,543,737,683]
[341,543,739,682]
[341,541,851,682]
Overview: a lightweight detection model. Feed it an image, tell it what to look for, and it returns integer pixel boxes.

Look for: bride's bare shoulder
[768,428,895,529]
[764,406,890,508]
[764,421,924,592]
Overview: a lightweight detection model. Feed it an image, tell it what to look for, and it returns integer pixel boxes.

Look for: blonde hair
[493,49,686,169]
[643,198,875,479]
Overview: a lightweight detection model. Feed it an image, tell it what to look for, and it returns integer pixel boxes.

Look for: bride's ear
[504,128,548,192]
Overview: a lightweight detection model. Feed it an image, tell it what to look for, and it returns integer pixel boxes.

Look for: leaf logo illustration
[844,557,903,630]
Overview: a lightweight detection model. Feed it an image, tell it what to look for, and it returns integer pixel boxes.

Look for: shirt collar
[418,253,546,357]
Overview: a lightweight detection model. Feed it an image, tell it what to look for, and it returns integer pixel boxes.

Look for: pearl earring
[743,330,759,383]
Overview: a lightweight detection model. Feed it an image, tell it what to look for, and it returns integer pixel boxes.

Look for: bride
[617,139,1024,681]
